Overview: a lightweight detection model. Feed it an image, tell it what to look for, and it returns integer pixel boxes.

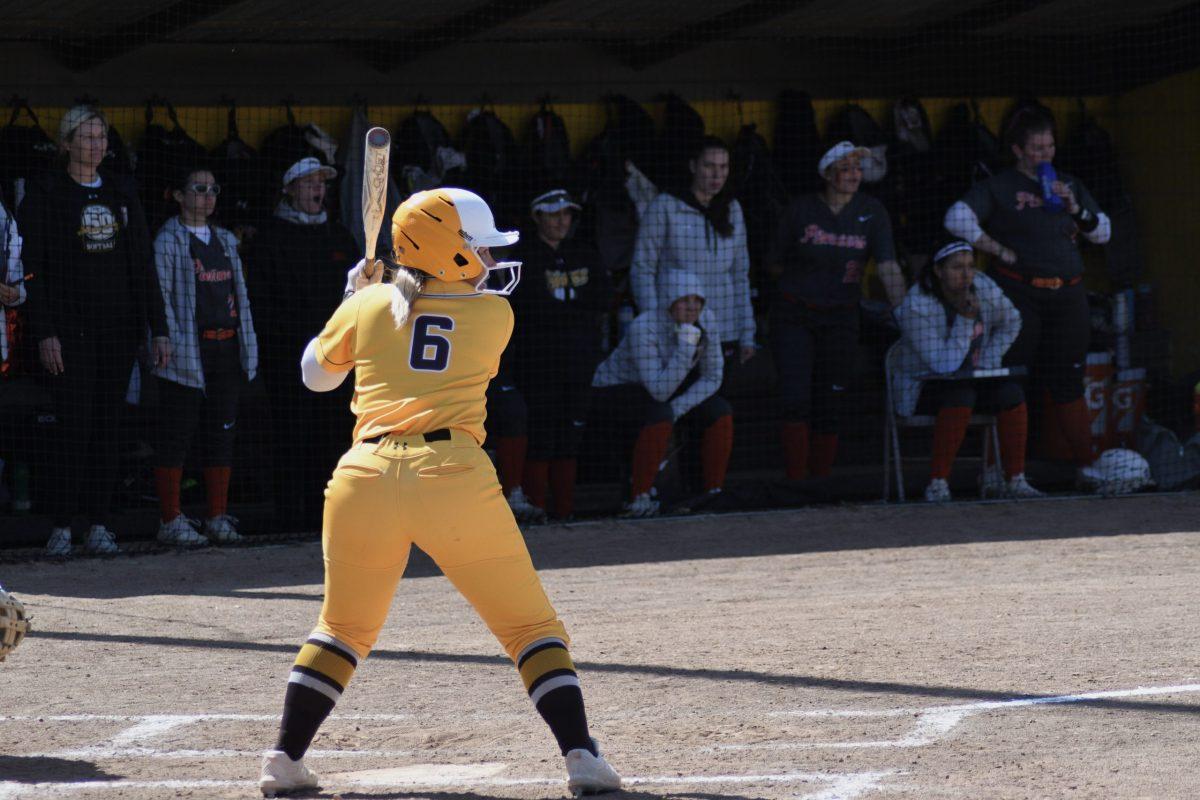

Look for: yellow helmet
[390,188,521,294]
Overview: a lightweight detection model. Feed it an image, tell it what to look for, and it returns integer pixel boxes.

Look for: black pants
[154,339,243,468]
[591,384,732,441]
[524,376,592,461]
[998,278,1089,404]
[915,379,1024,415]
[48,333,137,528]
[484,379,528,440]
[770,302,858,432]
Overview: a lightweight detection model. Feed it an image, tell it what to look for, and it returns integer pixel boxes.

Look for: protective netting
[0,1,1197,555]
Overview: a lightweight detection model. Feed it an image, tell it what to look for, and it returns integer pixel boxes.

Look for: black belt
[363,427,451,445]
[994,265,1082,290]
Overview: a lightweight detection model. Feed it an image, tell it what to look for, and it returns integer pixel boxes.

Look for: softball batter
[258,188,621,797]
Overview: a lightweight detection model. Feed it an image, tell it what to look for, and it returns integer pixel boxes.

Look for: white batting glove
[675,322,702,347]
[344,257,384,297]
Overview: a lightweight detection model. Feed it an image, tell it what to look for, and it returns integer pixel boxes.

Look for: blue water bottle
[1037,162,1064,212]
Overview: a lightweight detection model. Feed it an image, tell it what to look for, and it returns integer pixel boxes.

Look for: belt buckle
[1032,277,1062,290]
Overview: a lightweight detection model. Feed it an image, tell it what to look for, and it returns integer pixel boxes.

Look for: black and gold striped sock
[274,632,359,760]
[517,637,594,756]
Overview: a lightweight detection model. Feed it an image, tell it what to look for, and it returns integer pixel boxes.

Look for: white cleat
[44,526,72,557]
[507,487,547,524]
[203,513,243,543]
[566,740,622,796]
[259,750,319,797]
[1005,473,1044,499]
[923,478,951,503]
[157,515,208,548]
[83,524,121,555]
[620,492,659,518]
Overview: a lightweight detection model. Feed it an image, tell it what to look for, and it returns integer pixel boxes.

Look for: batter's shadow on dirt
[331,791,758,800]
[0,755,118,782]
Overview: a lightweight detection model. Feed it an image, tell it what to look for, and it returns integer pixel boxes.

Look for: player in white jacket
[592,270,733,515]
[891,240,1040,502]
[0,199,25,371]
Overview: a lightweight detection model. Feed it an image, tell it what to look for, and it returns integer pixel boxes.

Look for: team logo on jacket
[544,268,590,301]
[78,203,120,252]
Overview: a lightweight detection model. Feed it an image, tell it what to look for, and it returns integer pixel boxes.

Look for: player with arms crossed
[258,188,621,798]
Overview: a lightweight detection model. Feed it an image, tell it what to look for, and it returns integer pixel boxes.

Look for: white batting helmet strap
[0,586,30,662]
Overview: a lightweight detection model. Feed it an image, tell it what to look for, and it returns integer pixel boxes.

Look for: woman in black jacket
[20,105,170,556]
[507,189,611,520]
[244,157,357,533]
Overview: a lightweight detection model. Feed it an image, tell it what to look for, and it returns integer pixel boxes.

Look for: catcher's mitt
[0,585,30,662]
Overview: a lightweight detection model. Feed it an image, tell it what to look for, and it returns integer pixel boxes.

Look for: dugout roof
[1,0,1196,98]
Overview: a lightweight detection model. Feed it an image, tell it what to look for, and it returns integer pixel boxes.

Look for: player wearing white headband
[891,238,1041,501]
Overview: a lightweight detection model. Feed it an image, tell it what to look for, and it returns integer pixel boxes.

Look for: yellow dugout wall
[1111,68,1200,376]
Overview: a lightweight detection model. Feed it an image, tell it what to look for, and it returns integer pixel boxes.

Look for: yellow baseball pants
[312,429,569,663]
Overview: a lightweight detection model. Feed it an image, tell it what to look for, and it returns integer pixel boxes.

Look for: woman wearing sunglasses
[149,165,258,547]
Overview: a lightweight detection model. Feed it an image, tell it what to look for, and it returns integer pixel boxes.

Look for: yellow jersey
[315,279,513,445]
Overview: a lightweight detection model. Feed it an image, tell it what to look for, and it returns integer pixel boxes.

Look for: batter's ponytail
[390,266,426,329]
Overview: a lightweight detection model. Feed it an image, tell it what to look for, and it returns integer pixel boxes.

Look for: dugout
[0,1,1197,537]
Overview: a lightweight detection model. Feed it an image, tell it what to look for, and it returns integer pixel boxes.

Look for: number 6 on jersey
[410,315,454,371]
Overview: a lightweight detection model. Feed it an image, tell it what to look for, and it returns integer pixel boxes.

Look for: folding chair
[882,342,1002,502]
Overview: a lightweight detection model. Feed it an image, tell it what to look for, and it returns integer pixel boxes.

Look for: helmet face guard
[477,259,521,296]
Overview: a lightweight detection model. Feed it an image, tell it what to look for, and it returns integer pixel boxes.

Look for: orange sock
[630,422,672,497]
[781,422,810,480]
[997,403,1029,479]
[204,466,232,518]
[495,436,527,496]
[523,459,549,508]
[1054,397,1094,466]
[808,433,839,478]
[549,458,577,518]
[929,407,972,480]
[154,466,182,523]
[701,415,734,491]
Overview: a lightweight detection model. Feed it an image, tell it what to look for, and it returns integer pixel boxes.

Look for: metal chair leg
[883,414,892,502]
[892,413,906,503]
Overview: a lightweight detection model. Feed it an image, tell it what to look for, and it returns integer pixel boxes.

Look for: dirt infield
[2,493,1200,799]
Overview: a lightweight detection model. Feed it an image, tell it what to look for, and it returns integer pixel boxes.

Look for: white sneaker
[507,487,547,524]
[83,525,121,555]
[978,464,1006,499]
[621,492,659,518]
[45,526,72,557]
[203,514,242,544]
[1005,473,1044,499]
[157,515,208,548]
[923,478,952,503]
[566,740,622,796]
[258,750,319,797]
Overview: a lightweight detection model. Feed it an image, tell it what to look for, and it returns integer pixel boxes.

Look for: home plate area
[6,680,1200,799]
[4,497,1200,798]
[0,710,906,798]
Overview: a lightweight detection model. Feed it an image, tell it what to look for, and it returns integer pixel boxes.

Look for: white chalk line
[769,682,1200,718]
[720,682,1200,752]
[0,713,413,723]
[0,769,900,799]
[26,746,419,759]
